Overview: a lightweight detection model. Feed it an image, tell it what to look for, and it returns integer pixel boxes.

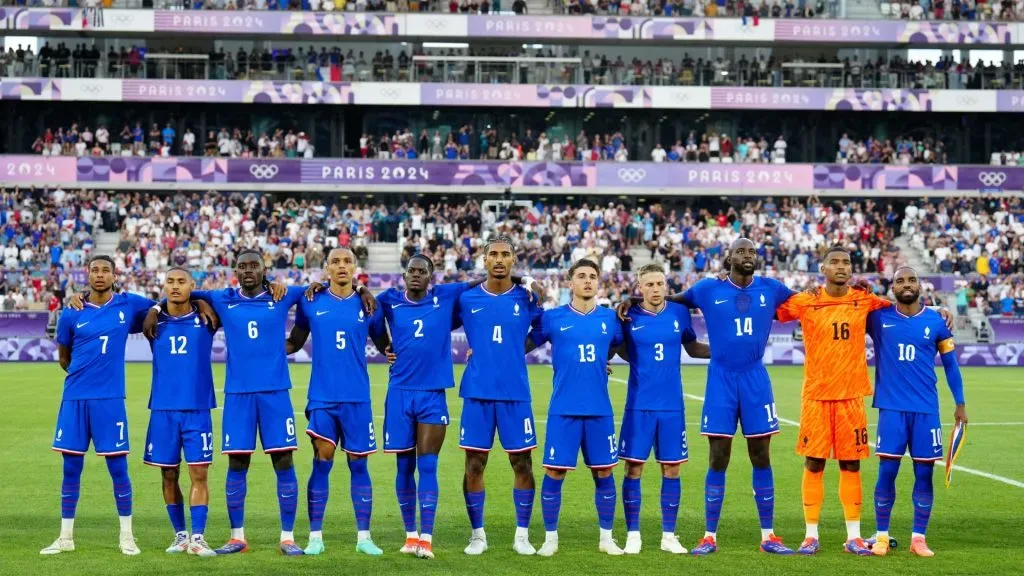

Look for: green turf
[1,363,1021,576]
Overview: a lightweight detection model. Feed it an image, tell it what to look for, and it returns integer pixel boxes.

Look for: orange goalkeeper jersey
[776,287,891,401]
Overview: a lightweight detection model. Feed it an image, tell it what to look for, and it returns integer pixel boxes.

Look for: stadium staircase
[629,245,657,270]
[95,231,120,259]
[367,242,402,274]
[526,0,556,15]
[843,0,883,19]
[893,235,932,274]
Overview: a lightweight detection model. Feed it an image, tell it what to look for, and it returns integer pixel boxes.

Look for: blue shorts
[383,388,449,453]
[222,391,298,454]
[459,399,536,453]
[144,410,214,467]
[619,410,689,464]
[543,414,618,470]
[306,402,377,456]
[701,364,780,438]
[52,398,130,456]
[875,409,944,462]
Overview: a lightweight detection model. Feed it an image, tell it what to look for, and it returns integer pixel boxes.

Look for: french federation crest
[514,303,520,316]
[925,326,931,338]
[601,322,607,334]
[358,309,365,322]
[433,296,439,308]
[674,320,680,332]
[119,311,125,323]
[760,294,766,307]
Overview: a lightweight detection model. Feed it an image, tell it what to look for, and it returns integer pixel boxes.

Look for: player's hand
[606,362,613,376]
[953,403,968,426]
[195,299,218,330]
[938,307,955,331]
[269,281,287,302]
[615,299,632,322]
[142,308,160,340]
[357,285,378,316]
[385,344,396,365]
[852,277,873,292]
[717,270,728,281]
[465,348,473,362]
[529,280,546,303]
[67,292,86,311]
[305,281,326,301]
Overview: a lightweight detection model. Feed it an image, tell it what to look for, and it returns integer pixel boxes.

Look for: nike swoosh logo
[933,448,942,453]
[423,504,435,508]
[715,299,728,305]
[76,322,89,328]
[602,495,614,500]
[542,496,555,501]
[708,497,721,502]
[471,308,484,314]
[361,498,372,503]
[560,326,573,332]
[631,325,644,331]
[117,492,130,498]
[227,490,240,496]
[115,441,127,448]
[202,452,213,458]
[316,311,329,316]
[228,304,241,309]
[285,437,296,442]
[392,303,405,308]
[882,324,895,328]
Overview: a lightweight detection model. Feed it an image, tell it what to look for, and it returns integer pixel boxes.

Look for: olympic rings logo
[978,172,1007,187]
[617,168,647,183]
[249,164,280,180]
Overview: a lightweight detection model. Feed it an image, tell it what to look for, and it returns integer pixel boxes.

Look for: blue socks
[225,467,248,530]
[190,504,208,537]
[61,454,83,520]
[752,466,774,531]
[704,469,726,533]
[396,452,417,533]
[622,476,641,532]
[307,459,333,532]
[594,475,616,531]
[348,458,373,532]
[464,490,485,530]
[912,462,934,536]
[105,455,132,517]
[167,503,186,533]
[661,476,681,533]
[417,454,439,536]
[874,458,900,533]
[276,467,298,533]
[513,488,534,529]
[541,475,564,531]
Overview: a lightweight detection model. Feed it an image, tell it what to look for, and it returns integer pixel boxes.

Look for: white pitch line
[612,377,1024,489]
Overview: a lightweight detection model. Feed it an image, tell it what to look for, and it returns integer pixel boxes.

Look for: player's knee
[314,440,336,462]
[465,452,487,479]
[838,459,860,473]
[347,455,368,474]
[271,451,294,472]
[188,464,209,485]
[708,443,732,472]
[545,468,567,481]
[228,454,251,471]
[161,466,180,484]
[62,454,84,477]
[625,462,645,479]
[417,453,438,475]
[661,463,680,479]
[592,467,614,479]
[509,452,534,479]
[747,438,771,468]
[804,457,826,473]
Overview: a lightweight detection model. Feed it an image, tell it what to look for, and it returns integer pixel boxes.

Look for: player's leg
[258,390,301,555]
[796,398,831,555]
[498,400,538,555]
[737,371,791,554]
[43,400,88,554]
[460,399,494,555]
[182,409,215,556]
[654,411,688,555]
[696,365,741,555]
[870,409,908,556]
[584,416,623,556]
[834,398,872,556]
[412,390,449,559]
[303,406,340,556]
[144,410,187,552]
[93,399,137,555]
[538,414,579,557]
[340,401,382,556]
[384,388,420,553]
[218,393,256,554]
[617,409,653,554]
[908,412,943,557]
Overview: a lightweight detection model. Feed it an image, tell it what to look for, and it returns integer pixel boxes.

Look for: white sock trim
[805,523,819,539]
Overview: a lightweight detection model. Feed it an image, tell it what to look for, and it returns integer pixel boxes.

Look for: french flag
[317,64,341,82]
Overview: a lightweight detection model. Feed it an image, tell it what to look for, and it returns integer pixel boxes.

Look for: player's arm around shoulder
[55,310,75,371]
[774,289,812,323]
[525,308,550,353]
[935,317,968,425]
[286,299,312,355]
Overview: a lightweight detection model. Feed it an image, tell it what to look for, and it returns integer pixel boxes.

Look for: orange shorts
[796,398,870,461]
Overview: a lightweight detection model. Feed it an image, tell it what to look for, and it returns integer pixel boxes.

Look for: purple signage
[0,312,49,338]
[153,11,399,36]
[990,318,1024,343]
[773,20,1010,44]
[6,157,1024,193]
[710,87,935,112]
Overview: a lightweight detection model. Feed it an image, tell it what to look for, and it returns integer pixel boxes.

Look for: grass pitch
[0,363,1021,575]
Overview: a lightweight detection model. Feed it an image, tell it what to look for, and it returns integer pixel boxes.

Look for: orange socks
[839,469,863,522]
[801,468,824,527]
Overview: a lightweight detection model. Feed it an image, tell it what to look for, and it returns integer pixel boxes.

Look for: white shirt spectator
[651,145,667,162]
[614,147,629,162]
[74,141,87,156]
[96,127,109,146]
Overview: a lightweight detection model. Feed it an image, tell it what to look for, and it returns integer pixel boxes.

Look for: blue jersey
[149,308,216,411]
[193,286,304,394]
[868,307,955,415]
[531,304,623,416]
[457,284,542,401]
[682,276,794,369]
[296,289,386,404]
[378,282,469,391]
[56,292,153,401]
[623,302,697,412]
